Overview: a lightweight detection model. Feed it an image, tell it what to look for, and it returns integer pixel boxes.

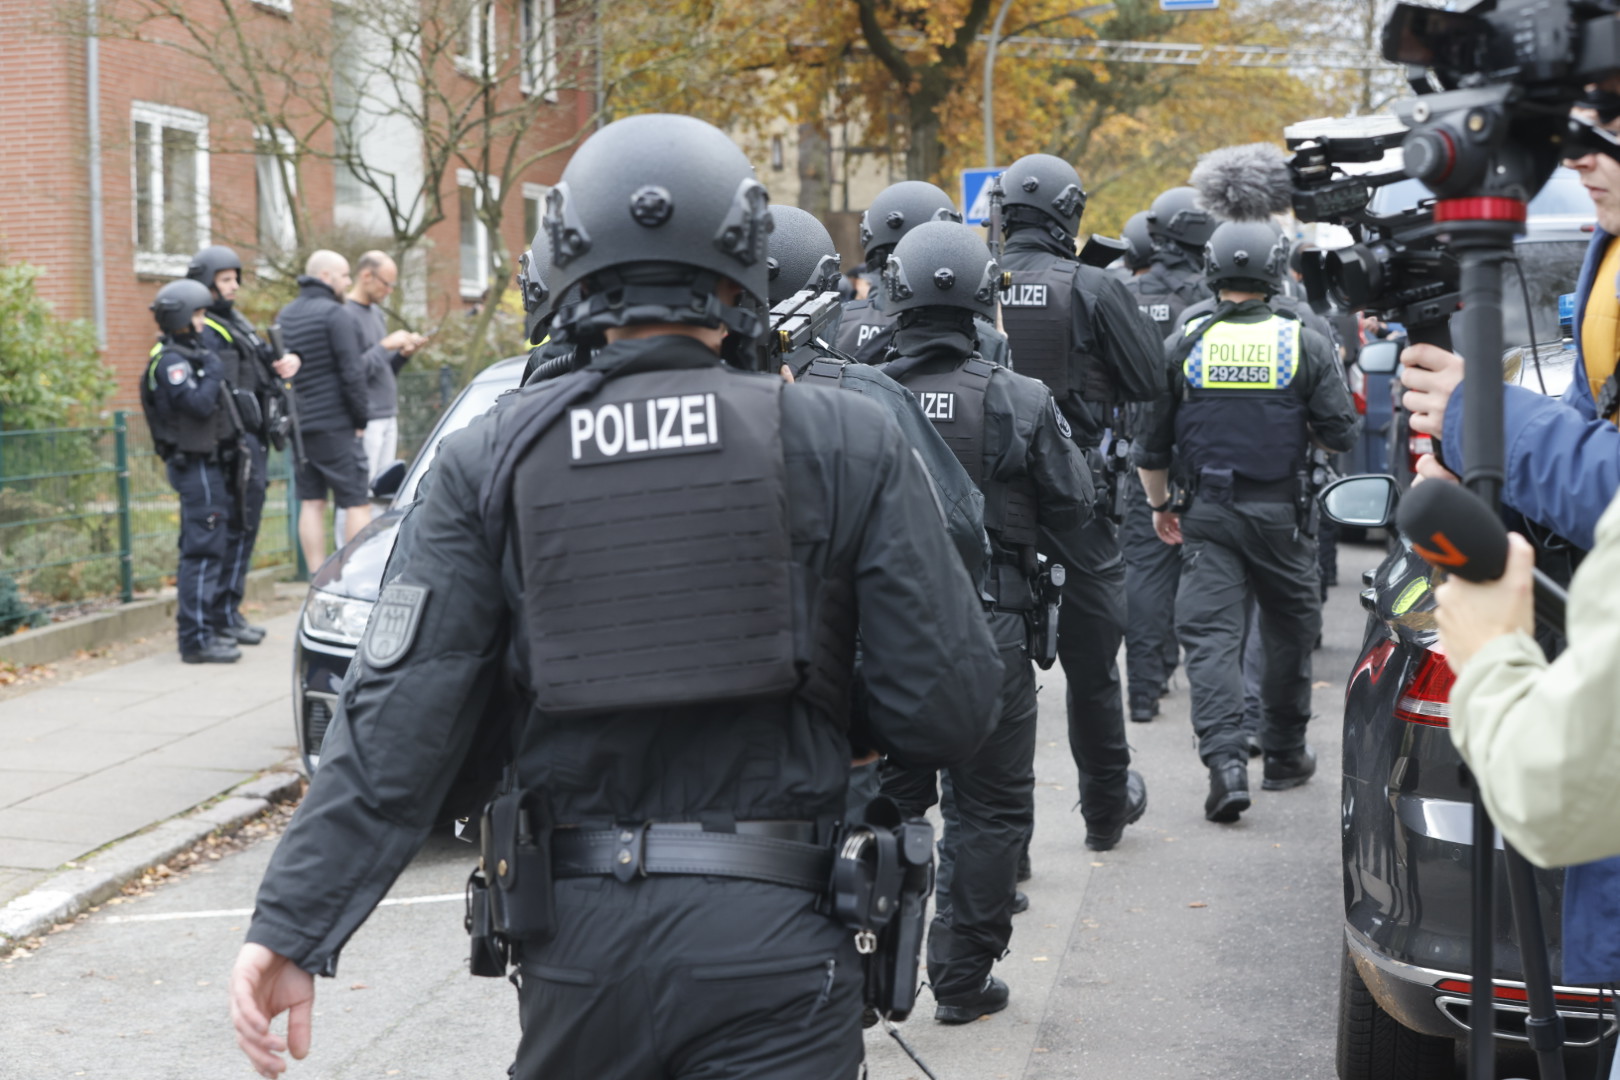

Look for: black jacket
[279,277,369,434]
[245,334,1003,974]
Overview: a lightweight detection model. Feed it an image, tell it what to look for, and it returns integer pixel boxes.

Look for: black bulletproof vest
[998,258,1118,408]
[885,356,1038,554]
[1124,268,1195,339]
[511,365,808,717]
[834,298,895,363]
[1173,317,1310,485]
[140,340,226,456]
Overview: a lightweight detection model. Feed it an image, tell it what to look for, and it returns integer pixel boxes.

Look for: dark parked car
[1321,476,1615,1078]
[1345,338,1399,477]
[294,357,526,775]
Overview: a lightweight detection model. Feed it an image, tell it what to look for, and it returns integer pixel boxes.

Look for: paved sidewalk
[0,611,302,909]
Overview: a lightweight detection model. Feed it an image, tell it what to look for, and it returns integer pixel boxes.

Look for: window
[522,182,549,248]
[521,0,557,98]
[251,0,292,11]
[459,169,495,299]
[131,103,209,276]
[455,0,497,77]
[255,128,297,261]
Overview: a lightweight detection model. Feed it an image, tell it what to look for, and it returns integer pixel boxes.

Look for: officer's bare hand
[1412,453,1460,486]
[1434,533,1535,673]
[1152,510,1182,546]
[273,353,302,380]
[1400,344,1465,438]
[230,943,314,1077]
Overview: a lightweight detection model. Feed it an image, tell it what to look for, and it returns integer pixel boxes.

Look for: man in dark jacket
[229,114,1003,1080]
[279,250,371,569]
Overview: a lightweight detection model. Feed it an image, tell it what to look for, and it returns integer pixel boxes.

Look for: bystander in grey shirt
[345,299,408,421]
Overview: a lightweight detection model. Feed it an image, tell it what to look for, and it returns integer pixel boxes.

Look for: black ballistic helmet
[1121,211,1154,271]
[518,224,553,345]
[186,245,243,293]
[1203,220,1289,295]
[150,279,214,335]
[767,205,842,305]
[999,154,1088,239]
[882,220,1003,322]
[1147,187,1219,254]
[541,114,773,341]
[858,181,962,265]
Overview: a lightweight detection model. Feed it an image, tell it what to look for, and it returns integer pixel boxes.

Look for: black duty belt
[1233,476,1296,503]
[552,821,829,892]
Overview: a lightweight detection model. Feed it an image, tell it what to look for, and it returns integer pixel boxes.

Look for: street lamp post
[982,3,1117,168]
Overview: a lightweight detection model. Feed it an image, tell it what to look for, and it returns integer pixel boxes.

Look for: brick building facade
[0,0,590,408]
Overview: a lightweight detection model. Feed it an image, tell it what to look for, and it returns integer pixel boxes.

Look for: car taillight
[1407,433,1433,475]
[1394,648,1455,727]
[1350,366,1367,415]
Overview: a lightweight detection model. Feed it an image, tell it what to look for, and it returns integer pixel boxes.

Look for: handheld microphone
[1190,143,1294,223]
[1395,480,1567,632]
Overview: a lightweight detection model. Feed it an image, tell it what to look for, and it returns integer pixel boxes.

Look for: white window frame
[254,126,298,264]
[130,101,210,278]
[458,168,499,299]
[520,0,557,100]
[521,181,550,247]
[454,0,498,78]
[251,0,292,12]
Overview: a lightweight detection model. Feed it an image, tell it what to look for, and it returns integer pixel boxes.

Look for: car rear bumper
[1347,925,1617,1047]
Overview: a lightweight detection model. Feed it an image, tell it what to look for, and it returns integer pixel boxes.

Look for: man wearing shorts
[280,250,372,570]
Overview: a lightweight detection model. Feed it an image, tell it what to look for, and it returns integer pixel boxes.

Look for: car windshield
[1500,239,1588,349]
[396,366,524,504]
[1369,167,1591,217]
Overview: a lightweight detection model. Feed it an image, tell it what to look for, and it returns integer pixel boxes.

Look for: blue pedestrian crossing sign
[961,167,1005,227]
[1160,0,1218,9]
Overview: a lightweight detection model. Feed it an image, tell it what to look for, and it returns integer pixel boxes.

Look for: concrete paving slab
[13,763,252,824]
[0,868,42,905]
[0,727,178,774]
[25,686,168,713]
[0,770,80,808]
[0,836,89,872]
[0,806,140,846]
[139,717,298,773]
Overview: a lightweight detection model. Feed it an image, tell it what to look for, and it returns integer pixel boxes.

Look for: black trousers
[880,612,1035,999]
[1120,479,1181,711]
[220,432,268,621]
[1175,500,1321,766]
[513,876,863,1080]
[166,456,228,654]
[1041,515,1133,833]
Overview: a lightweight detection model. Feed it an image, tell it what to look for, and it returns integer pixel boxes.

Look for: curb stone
[0,769,304,946]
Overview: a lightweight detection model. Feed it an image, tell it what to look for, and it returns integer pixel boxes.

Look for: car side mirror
[370,459,407,500]
[1357,339,1400,375]
[1319,473,1400,529]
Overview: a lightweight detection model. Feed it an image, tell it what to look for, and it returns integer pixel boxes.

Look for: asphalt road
[1,540,1390,1080]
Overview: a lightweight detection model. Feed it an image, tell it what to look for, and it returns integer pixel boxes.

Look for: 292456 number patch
[1205,364,1273,385]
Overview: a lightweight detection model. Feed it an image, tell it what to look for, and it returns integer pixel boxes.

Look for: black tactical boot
[1011,890,1029,915]
[220,611,266,645]
[935,975,1010,1024]
[182,636,241,664]
[1085,769,1148,851]
[1262,745,1317,791]
[1246,733,1263,758]
[1129,699,1158,723]
[1204,759,1250,823]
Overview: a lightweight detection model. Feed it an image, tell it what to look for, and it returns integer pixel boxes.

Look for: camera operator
[1433,494,1620,996]
[1400,83,1620,551]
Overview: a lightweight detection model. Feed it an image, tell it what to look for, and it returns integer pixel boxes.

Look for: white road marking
[99,893,463,925]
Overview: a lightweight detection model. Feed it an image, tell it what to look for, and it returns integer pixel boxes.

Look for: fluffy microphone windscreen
[1191,143,1294,223]
[1395,480,1509,582]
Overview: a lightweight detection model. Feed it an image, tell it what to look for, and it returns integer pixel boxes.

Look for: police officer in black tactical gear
[139,279,240,665]
[1117,210,1153,280]
[1133,220,1359,824]
[189,245,302,646]
[1142,186,1218,318]
[876,220,1094,1025]
[229,114,1004,1080]
[995,152,1160,852]
[835,180,1011,368]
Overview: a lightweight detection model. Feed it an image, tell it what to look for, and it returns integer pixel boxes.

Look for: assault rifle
[769,289,845,362]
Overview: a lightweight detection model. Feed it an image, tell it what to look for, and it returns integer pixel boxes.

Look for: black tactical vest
[511,364,849,719]
[1173,315,1310,485]
[998,258,1118,409]
[833,298,895,363]
[140,340,227,457]
[1124,269,1193,339]
[885,356,1038,555]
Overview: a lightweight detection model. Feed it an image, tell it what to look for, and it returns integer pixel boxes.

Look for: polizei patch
[917,390,957,421]
[568,393,722,466]
[363,584,429,669]
[998,283,1048,308]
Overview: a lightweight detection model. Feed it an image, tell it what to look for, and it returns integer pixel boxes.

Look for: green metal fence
[0,411,298,615]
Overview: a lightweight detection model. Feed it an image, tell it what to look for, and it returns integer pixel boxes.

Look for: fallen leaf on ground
[1188,901,1207,908]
